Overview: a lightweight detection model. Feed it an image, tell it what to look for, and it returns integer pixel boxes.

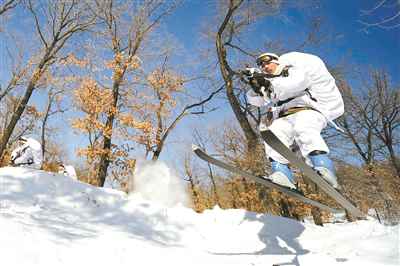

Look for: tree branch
[0,0,18,16]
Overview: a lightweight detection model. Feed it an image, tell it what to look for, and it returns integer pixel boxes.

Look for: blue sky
[319,1,399,78]
[165,0,399,80]
[1,1,399,167]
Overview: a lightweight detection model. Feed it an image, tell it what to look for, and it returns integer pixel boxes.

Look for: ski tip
[191,144,201,151]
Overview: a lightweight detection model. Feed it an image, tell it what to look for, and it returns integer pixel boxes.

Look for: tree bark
[0,64,46,158]
[96,76,122,187]
[215,0,259,152]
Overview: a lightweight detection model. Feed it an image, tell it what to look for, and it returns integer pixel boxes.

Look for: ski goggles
[256,53,279,67]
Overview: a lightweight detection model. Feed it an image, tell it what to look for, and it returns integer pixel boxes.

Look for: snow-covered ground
[0,165,398,266]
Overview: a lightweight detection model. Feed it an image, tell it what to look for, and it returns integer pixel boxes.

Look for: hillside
[0,166,398,266]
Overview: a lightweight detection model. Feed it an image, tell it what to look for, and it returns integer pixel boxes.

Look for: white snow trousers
[264,110,329,164]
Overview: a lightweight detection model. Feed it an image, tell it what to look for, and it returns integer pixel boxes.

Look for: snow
[0,166,398,266]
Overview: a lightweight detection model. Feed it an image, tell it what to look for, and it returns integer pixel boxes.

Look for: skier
[10,136,43,170]
[245,52,344,189]
[58,163,78,180]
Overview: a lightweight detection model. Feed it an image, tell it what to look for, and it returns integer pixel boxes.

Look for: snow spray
[131,160,189,207]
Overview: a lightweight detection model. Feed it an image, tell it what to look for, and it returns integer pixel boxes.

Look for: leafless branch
[0,0,96,159]
[359,0,400,30]
[0,0,18,16]
[151,84,225,160]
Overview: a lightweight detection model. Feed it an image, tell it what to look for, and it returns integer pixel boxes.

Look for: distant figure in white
[10,136,43,170]
[58,163,78,180]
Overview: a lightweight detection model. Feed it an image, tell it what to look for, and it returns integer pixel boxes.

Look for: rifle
[239,68,272,97]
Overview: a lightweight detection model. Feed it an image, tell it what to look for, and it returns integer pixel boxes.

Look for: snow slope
[0,166,398,266]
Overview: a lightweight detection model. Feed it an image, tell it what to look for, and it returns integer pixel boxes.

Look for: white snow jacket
[247,52,344,125]
[11,138,43,169]
[59,165,78,180]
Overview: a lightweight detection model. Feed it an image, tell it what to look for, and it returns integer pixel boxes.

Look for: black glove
[249,73,272,97]
[241,69,253,77]
[248,78,263,96]
[240,69,273,97]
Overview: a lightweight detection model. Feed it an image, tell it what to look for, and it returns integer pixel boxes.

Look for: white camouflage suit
[10,137,43,170]
[59,164,78,180]
[247,52,344,164]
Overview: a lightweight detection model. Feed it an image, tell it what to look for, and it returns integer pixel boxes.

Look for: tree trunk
[311,207,324,226]
[40,98,52,160]
[279,198,299,220]
[387,144,400,177]
[303,177,325,225]
[215,0,258,152]
[96,78,121,187]
[0,71,40,158]
[96,136,113,187]
[207,162,221,207]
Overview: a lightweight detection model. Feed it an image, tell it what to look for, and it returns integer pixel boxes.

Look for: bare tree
[183,152,210,211]
[215,0,261,151]
[335,69,400,222]
[0,0,95,158]
[148,72,225,161]
[0,65,28,103]
[336,78,382,166]
[0,95,39,145]
[40,87,67,160]
[0,0,18,16]
[193,129,221,206]
[0,29,31,103]
[370,70,400,175]
[339,70,400,175]
[359,0,400,30]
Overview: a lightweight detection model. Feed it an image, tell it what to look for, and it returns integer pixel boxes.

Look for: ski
[192,145,341,214]
[260,129,365,218]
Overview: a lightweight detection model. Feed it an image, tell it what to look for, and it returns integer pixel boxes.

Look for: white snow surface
[0,166,398,266]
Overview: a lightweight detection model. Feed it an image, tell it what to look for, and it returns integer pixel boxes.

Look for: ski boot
[267,160,296,190]
[309,151,341,189]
